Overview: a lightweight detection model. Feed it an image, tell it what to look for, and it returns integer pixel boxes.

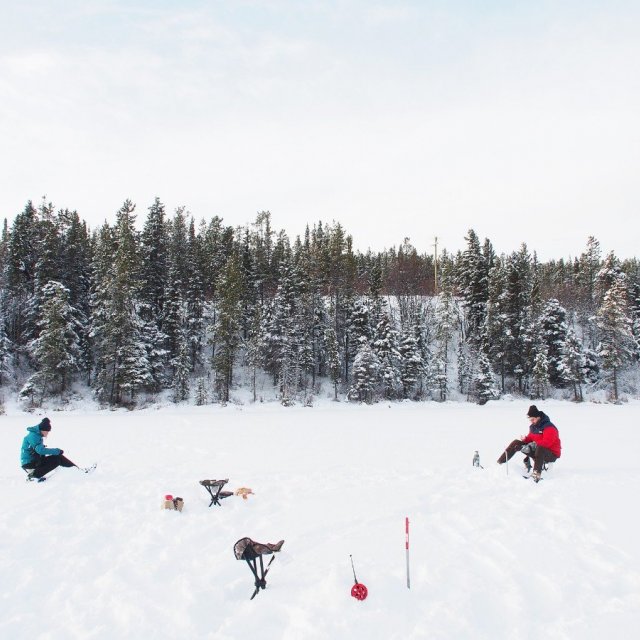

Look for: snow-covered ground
[2,399,639,640]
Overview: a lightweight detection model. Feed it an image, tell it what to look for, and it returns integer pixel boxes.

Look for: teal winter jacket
[20,426,62,466]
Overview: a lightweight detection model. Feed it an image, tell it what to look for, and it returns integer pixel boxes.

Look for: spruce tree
[22,281,82,402]
[91,201,151,405]
[433,286,459,401]
[562,326,587,401]
[294,234,325,391]
[399,329,422,399]
[57,209,92,378]
[266,254,303,405]
[186,218,205,371]
[457,229,489,345]
[347,299,371,377]
[195,376,208,405]
[539,299,570,388]
[485,260,509,391]
[140,198,168,322]
[4,201,39,357]
[456,341,473,399]
[0,294,11,388]
[503,245,534,393]
[347,340,380,403]
[28,201,63,340]
[530,347,550,400]
[213,251,245,402]
[245,303,266,403]
[172,319,191,403]
[372,313,401,399]
[627,275,640,363]
[576,236,602,350]
[595,270,633,401]
[164,207,190,368]
[474,347,499,404]
[325,320,341,400]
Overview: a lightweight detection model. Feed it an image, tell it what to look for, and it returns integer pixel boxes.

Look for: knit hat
[526,405,541,418]
[39,417,52,431]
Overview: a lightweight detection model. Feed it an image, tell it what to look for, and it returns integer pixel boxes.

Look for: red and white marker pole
[405,516,410,589]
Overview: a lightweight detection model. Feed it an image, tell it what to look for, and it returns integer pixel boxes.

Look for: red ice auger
[349,554,368,601]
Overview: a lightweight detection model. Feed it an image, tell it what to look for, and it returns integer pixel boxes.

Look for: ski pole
[405,516,410,589]
[350,554,358,584]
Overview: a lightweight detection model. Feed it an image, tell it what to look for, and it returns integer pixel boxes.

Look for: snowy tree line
[1,199,639,408]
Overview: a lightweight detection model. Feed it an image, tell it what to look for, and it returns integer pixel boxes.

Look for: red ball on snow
[351,583,368,600]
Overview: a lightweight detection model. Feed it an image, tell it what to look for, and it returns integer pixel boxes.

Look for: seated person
[21,417,82,481]
[497,405,561,481]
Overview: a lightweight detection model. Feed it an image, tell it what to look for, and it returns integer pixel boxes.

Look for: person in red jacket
[497,405,561,482]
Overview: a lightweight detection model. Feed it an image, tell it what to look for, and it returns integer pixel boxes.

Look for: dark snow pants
[497,439,558,472]
[23,454,76,479]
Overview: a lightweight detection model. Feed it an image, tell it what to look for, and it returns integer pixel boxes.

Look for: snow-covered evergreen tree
[21,281,82,402]
[474,347,499,405]
[56,208,92,378]
[4,201,40,362]
[628,276,640,362]
[194,376,208,405]
[348,299,371,351]
[457,341,473,398]
[0,285,13,388]
[433,287,459,401]
[595,260,634,401]
[503,245,534,393]
[140,198,168,320]
[398,329,422,399]
[164,207,190,370]
[412,308,433,399]
[539,299,570,388]
[139,198,169,389]
[372,313,401,399]
[261,251,303,404]
[244,303,266,403]
[347,340,381,403]
[485,260,509,392]
[91,201,152,405]
[172,317,191,403]
[457,229,489,345]
[26,202,59,341]
[293,236,325,391]
[575,236,602,351]
[562,326,587,401]
[367,257,385,328]
[186,218,205,371]
[213,252,245,403]
[530,347,550,400]
[325,320,342,400]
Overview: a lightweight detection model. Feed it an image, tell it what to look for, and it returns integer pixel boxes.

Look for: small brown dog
[234,487,254,500]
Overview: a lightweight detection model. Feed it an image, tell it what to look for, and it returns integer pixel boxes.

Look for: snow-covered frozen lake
[2,399,639,639]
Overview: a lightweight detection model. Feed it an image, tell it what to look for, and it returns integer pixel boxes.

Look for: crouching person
[21,417,80,481]
[497,405,562,482]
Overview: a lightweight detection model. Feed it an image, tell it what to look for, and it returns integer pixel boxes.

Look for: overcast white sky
[1,0,639,260]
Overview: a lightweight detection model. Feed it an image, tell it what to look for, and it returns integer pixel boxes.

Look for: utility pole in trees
[433,236,439,295]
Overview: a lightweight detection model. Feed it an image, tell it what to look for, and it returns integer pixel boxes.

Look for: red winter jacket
[523,414,561,458]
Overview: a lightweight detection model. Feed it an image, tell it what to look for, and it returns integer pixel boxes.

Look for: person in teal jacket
[21,417,78,480]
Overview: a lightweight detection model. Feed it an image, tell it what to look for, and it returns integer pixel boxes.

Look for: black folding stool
[233,537,285,600]
[199,478,234,507]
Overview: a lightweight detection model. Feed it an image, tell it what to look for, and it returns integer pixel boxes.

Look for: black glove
[58,449,64,455]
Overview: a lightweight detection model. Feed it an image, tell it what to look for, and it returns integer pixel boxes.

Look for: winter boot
[531,470,542,483]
